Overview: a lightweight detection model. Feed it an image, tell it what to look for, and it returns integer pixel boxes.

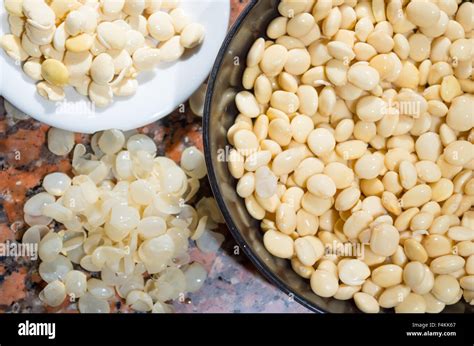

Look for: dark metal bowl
[203,0,472,313]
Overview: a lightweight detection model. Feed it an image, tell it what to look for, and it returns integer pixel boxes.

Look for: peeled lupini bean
[0,0,206,107]
[180,23,205,49]
[133,47,161,71]
[159,36,185,62]
[229,0,474,314]
[23,58,43,81]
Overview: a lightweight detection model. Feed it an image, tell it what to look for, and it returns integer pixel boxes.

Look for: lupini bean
[367,31,394,54]
[378,284,410,309]
[404,239,428,263]
[413,267,435,296]
[324,162,354,189]
[335,187,360,212]
[159,36,185,62]
[447,95,474,132]
[91,53,115,85]
[233,129,259,156]
[432,275,460,304]
[291,114,314,143]
[287,13,314,38]
[261,45,288,77]
[235,91,261,118]
[294,158,324,187]
[430,255,465,275]
[272,148,304,176]
[370,223,399,256]
[403,261,426,290]
[247,38,265,67]
[406,1,440,28]
[97,22,126,50]
[296,209,318,236]
[310,270,339,298]
[334,284,361,301]
[180,23,205,49]
[269,118,292,146]
[279,72,299,92]
[133,47,161,71]
[267,17,287,39]
[301,192,333,217]
[466,255,474,274]
[448,226,474,242]
[276,203,296,235]
[307,174,336,198]
[354,292,380,313]
[271,91,300,114]
[424,293,446,313]
[395,293,426,313]
[66,34,93,53]
[444,141,474,166]
[294,236,323,266]
[307,128,335,156]
[372,264,402,288]
[338,259,370,286]
[327,41,355,62]
[347,64,380,91]
[41,59,69,87]
[354,154,384,180]
[401,185,432,209]
[318,86,336,116]
[263,230,294,259]
[322,7,341,38]
[291,257,314,279]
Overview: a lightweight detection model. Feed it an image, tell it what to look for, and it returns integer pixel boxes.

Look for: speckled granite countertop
[0,0,309,314]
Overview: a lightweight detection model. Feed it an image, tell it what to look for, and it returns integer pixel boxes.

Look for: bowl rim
[203,0,324,313]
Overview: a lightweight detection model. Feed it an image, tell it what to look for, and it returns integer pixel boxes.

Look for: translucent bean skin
[228,0,474,314]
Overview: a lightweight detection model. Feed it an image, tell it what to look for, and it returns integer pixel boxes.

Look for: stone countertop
[0,0,309,313]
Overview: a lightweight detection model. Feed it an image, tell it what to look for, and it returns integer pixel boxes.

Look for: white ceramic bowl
[0,0,230,133]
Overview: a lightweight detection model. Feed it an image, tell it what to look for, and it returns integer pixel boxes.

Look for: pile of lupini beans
[22,126,224,313]
[228,0,473,313]
[1,0,205,106]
